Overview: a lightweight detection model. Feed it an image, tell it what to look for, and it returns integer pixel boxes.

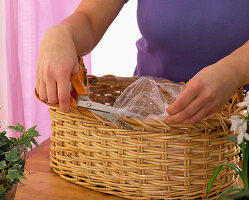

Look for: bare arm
[60,0,126,54]
[36,0,126,112]
[166,40,249,124]
[222,40,249,86]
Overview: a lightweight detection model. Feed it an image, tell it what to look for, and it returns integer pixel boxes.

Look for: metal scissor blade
[77,100,113,113]
[78,95,90,101]
[90,110,134,130]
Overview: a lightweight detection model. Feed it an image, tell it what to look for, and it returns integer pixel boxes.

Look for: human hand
[36,25,80,113]
[165,62,241,124]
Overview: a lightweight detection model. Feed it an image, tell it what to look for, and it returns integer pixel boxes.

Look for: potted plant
[0,123,40,200]
[207,92,249,200]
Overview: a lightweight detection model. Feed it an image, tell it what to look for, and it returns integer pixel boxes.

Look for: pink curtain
[5,0,91,143]
[0,0,9,131]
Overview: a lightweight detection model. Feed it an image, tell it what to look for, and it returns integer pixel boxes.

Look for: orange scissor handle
[34,67,87,109]
[70,67,88,96]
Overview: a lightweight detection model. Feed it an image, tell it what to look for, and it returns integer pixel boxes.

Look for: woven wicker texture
[50,72,244,199]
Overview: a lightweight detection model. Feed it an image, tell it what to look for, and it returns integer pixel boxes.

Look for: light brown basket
[49,64,244,199]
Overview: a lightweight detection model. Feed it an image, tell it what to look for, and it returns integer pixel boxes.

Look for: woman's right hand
[36,25,80,113]
[36,0,126,113]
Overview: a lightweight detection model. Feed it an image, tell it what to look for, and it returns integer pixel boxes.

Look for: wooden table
[15,139,124,200]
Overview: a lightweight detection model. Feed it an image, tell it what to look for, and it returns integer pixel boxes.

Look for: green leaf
[0,131,7,137]
[0,185,7,195]
[9,137,18,146]
[226,136,242,149]
[216,187,243,200]
[6,169,26,182]
[19,136,32,149]
[0,132,9,148]
[20,173,27,179]
[8,123,25,132]
[26,125,41,137]
[0,160,6,169]
[226,136,237,143]
[16,145,26,155]
[31,138,40,148]
[5,148,21,162]
[6,169,18,182]
[207,163,243,194]
[0,141,7,148]
[243,140,249,189]
[10,164,23,175]
[15,178,24,185]
[222,189,249,199]
[0,144,11,156]
[19,158,26,170]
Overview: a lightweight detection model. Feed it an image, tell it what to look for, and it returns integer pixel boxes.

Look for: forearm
[220,40,249,87]
[58,0,125,55]
[166,40,249,124]
[59,12,94,55]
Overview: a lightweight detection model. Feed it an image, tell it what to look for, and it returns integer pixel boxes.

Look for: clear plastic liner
[111,77,184,120]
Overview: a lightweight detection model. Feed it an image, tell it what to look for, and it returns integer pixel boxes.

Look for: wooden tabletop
[15,139,124,200]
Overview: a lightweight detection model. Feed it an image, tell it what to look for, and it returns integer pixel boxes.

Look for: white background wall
[91,0,141,77]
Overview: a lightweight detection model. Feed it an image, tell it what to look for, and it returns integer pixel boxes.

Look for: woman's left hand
[165,61,241,124]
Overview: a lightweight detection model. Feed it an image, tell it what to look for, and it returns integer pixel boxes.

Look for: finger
[57,78,70,113]
[165,98,201,124]
[204,107,219,119]
[36,78,40,95]
[45,78,58,104]
[36,76,40,94]
[166,84,199,115]
[35,66,41,94]
[166,91,214,124]
[182,103,213,124]
[36,53,45,93]
[38,80,48,102]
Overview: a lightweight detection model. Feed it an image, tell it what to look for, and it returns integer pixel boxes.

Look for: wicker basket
[49,65,244,199]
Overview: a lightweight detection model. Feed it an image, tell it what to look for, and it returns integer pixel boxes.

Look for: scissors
[35,67,134,130]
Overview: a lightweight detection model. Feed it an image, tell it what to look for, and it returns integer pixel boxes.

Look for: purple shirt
[134,0,249,84]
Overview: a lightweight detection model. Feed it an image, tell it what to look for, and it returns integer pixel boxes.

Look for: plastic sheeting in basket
[110,76,184,120]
